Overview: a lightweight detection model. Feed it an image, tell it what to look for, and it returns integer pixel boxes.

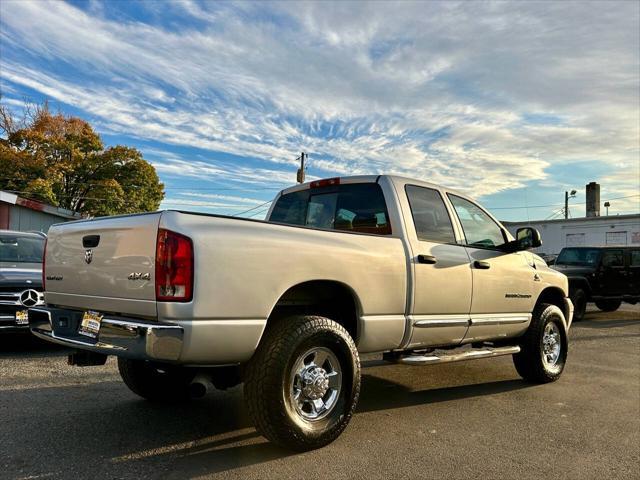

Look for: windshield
[556,248,601,266]
[0,234,45,263]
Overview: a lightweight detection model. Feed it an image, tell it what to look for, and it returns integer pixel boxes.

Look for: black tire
[595,299,621,312]
[118,358,195,402]
[244,315,360,451]
[513,303,568,383]
[570,287,587,321]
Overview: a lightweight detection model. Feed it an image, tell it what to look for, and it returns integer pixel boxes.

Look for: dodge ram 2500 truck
[29,175,573,451]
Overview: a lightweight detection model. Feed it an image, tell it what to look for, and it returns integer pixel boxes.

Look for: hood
[551,264,593,277]
[0,262,42,289]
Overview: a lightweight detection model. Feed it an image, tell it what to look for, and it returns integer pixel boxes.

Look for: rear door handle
[417,254,437,264]
[473,260,491,269]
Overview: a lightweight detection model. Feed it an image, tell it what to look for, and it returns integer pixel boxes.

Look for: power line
[486,194,639,210]
[245,208,271,219]
[231,200,273,217]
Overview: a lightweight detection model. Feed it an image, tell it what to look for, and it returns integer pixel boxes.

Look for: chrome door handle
[417,254,437,264]
[473,260,490,269]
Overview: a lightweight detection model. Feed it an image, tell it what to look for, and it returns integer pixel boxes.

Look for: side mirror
[515,227,542,250]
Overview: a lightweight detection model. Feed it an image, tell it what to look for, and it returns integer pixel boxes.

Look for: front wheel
[513,303,568,383]
[244,315,360,451]
[595,299,621,312]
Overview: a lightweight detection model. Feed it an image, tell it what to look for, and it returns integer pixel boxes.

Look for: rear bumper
[28,307,183,362]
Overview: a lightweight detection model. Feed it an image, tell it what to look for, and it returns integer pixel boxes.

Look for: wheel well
[268,281,360,341]
[568,278,591,296]
[536,287,569,320]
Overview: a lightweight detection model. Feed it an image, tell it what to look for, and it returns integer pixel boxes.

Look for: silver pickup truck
[30,175,573,450]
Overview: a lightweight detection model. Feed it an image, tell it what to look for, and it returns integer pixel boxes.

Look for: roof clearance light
[310,178,341,189]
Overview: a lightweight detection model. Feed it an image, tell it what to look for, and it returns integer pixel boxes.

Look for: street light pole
[564,189,577,219]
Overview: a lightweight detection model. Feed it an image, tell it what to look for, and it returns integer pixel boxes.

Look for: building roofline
[0,190,83,220]
[502,213,640,226]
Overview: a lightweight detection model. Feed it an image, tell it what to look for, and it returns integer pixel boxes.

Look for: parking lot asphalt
[1,304,638,480]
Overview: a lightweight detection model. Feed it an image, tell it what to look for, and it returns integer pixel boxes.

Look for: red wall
[0,203,10,229]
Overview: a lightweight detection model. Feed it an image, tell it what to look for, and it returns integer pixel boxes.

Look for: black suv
[0,230,46,332]
[552,246,640,321]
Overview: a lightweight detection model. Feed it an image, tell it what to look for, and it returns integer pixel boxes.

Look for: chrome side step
[395,345,521,366]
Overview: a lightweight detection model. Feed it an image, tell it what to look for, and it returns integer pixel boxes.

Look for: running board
[394,345,521,366]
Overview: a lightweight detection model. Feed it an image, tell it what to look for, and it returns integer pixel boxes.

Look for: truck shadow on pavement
[5,373,532,478]
[137,375,531,477]
[8,374,527,478]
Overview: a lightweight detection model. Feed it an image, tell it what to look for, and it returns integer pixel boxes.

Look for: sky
[1,0,638,221]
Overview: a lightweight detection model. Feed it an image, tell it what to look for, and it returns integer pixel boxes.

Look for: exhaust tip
[188,373,214,398]
[188,382,208,399]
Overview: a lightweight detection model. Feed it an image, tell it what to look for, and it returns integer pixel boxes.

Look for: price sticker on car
[78,310,103,338]
[15,310,29,325]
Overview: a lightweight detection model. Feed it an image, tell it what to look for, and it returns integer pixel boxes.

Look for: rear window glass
[0,235,45,263]
[269,183,391,235]
[405,185,456,243]
[632,250,640,267]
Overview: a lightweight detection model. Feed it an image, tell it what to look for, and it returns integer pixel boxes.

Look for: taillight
[42,238,47,290]
[155,229,194,302]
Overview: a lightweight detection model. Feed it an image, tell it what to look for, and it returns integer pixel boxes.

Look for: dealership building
[503,182,640,256]
[503,214,640,256]
[0,190,82,233]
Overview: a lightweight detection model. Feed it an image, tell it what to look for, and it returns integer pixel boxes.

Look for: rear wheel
[118,358,195,402]
[513,303,568,383]
[595,299,621,312]
[570,287,587,321]
[244,315,360,451]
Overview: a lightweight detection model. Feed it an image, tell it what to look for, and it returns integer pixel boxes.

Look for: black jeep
[552,246,640,321]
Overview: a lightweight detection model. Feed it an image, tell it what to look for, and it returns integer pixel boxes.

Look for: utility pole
[564,189,577,219]
[296,152,306,184]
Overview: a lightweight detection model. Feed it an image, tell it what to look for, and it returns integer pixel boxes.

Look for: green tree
[0,101,164,216]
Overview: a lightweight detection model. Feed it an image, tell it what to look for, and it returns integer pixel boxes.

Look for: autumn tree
[0,101,164,216]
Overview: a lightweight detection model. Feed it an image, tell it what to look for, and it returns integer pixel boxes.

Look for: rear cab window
[269,182,392,235]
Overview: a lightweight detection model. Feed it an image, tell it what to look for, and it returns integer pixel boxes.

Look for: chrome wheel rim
[290,347,342,421]
[542,322,562,368]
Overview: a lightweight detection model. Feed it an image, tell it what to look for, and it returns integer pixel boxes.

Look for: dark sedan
[0,230,45,332]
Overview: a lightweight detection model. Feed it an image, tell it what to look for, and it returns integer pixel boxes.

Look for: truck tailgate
[44,212,161,318]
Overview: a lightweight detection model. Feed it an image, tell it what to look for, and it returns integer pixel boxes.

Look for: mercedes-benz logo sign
[85,249,93,264]
[19,289,40,307]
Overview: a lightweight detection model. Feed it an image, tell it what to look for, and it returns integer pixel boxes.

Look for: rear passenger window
[631,251,640,266]
[405,185,456,243]
[602,250,624,267]
[269,183,391,235]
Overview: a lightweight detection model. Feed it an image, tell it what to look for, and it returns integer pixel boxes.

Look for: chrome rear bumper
[28,307,184,362]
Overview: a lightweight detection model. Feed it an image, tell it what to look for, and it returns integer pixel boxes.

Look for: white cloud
[0,0,638,204]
